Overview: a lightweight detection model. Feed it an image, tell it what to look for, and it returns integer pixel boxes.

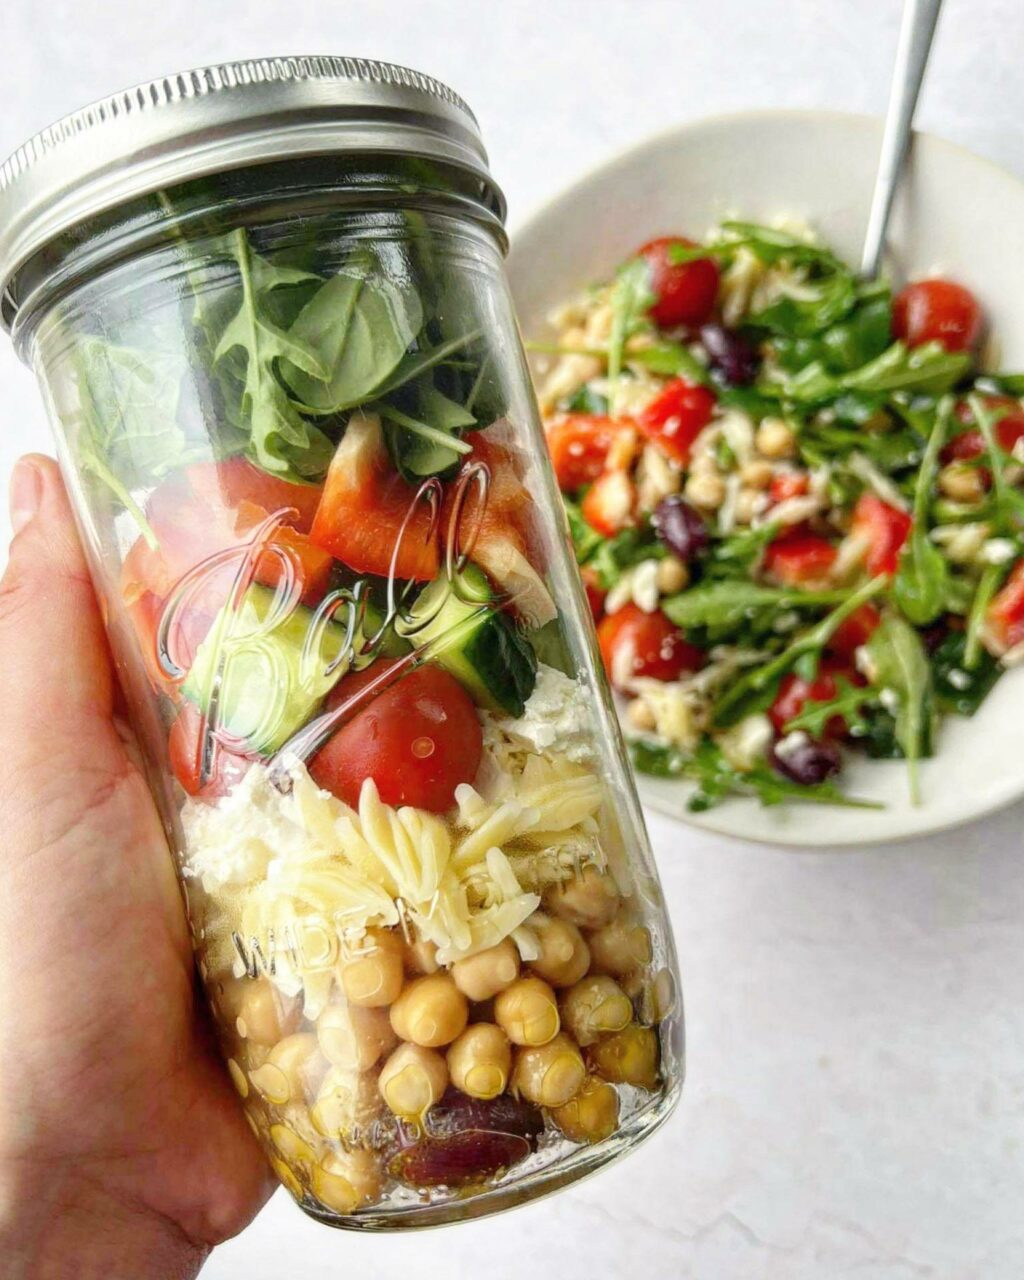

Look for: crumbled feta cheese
[493,663,595,762]
[879,687,900,714]
[718,714,773,771]
[982,537,1017,565]
[774,730,810,764]
[947,668,971,691]
[855,644,877,681]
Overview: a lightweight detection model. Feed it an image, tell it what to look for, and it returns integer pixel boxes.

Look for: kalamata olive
[770,733,842,786]
[920,620,951,655]
[386,1087,543,1188]
[699,322,759,386]
[651,496,709,563]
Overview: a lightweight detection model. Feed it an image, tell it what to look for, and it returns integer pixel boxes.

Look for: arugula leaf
[866,613,935,803]
[892,398,951,625]
[281,251,423,414]
[662,581,846,631]
[930,629,1003,716]
[704,521,780,580]
[606,257,654,408]
[588,523,663,589]
[711,576,887,727]
[565,383,610,415]
[564,497,604,563]
[783,677,879,738]
[969,393,1024,531]
[629,339,713,385]
[964,561,1006,669]
[213,230,335,481]
[377,383,474,482]
[630,737,880,811]
[74,338,199,545]
[763,341,971,405]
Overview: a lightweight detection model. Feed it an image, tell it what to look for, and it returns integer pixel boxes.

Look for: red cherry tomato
[634,378,716,465]
[851,492,913,577]
[987,560,1024,654]
[596,603,703,689]
[892,279,983,352]
[169,703,251,799]
[827,602,883,659]
[546,415,624,492]
[768,471,810,504]
[638,237,720,329]
[944,397,1024,464]
[310,660,483,812]
[581,565,607,621]
[763,534,838,586]
[581,469,636,538]
[769,659,863,738]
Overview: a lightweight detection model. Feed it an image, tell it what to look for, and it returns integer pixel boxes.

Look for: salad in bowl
[532,219,1024,816]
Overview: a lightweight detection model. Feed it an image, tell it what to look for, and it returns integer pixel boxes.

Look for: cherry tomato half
[596,602,703,689]
[987,560,1024,654]
[581,564,607,621]
[827,602,882,660]
[769,659,863,738]
[892,279,983,352]
[851,492,913,577]
[635,377,716,465]
[638,237,720,329]
[763,534,838,586]
[546,415,624,492]
[310,660,483,812]
[768,471,810,504]
[169,703,252,799]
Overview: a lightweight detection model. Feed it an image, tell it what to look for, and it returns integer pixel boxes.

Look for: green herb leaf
[607,257,655,409]
[588,523,663,589]
[930,629,1003,716]
[764,340,972,405]
[662,581,846,631]
[783,677,879,738]
[564,497,604,563]
[865,613,935,803]
[964,561,1006,669]
[969,392,1024,532]
[892,398,951,625]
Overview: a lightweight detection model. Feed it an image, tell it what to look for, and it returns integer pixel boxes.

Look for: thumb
[0,455,115,772]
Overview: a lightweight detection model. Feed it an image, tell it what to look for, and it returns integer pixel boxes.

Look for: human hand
[0,456,273,1280]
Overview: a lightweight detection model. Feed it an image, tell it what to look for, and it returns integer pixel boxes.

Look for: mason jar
[0,56,682,1229]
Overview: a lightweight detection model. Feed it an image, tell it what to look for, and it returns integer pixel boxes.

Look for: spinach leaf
[213,229,336,481]
[892,398,951,625]
[662,581,846,631]
[866,613,935,803]
[74,338,200,545]
[930,629,1002,716]
[281,250,423,414]
[631,737,880,811]
[712,577,887,727]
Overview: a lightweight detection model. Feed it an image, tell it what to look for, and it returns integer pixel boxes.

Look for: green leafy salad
[534,220,1024,811]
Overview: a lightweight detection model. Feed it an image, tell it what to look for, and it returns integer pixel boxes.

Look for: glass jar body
[19,161,683,1229]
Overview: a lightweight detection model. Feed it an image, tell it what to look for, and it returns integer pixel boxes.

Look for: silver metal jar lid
[0,55,505,329]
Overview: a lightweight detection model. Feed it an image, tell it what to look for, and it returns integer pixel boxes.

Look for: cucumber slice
[407,565,537,717]
[183,584,408,753]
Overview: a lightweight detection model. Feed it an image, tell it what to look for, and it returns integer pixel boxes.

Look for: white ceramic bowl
[508,109,1024,846]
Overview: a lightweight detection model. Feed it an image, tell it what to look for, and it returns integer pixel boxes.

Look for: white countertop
[2,2,1023,1275]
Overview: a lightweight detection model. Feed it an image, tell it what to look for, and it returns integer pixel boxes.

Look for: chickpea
[938,461,987,504]
[452,939,520,1002]
[588,1023,659,1091]
[739,458,774,489]
[560,976,634,1047]
[227,978,299,1046]
[269,1122,317,1171]
[543,866,620,931]
[263,1032,328,1104]
[447,1024,512,1100]
[756,416,797,459]
[405,937,439,976]
[494,976,560,1046]
[654,554,689,594]
[389,974,468,1048]
[310,1067,383,1141]
[378,1042,449,1119]
[528,915,591,989]
[551,1075,620,1145]
[338,927,405,1009]
[512,1034,587,1109]
[312,1148,384,1215]
[588,919,653,977]
[269,1155,304,1199]
[684,470,726,511]
[317,1003,397,1072]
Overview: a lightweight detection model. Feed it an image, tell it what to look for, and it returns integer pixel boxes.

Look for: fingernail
[10,458,43,535]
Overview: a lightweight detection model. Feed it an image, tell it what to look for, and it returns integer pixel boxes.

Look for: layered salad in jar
[67,217,678,1221]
